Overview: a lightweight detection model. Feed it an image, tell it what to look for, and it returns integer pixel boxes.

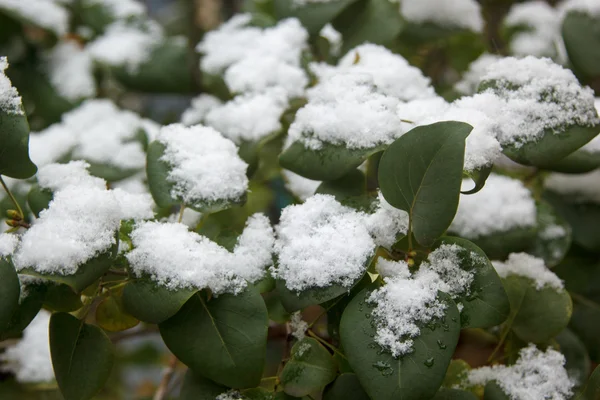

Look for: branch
[153,354,178,400]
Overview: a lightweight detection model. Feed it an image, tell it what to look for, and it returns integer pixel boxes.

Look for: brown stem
[110,325,159,343]
[153,354,179,400]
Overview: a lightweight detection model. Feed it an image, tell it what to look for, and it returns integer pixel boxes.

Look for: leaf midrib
[198,294,237,367]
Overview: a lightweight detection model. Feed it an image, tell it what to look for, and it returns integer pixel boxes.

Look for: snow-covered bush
[1,0,600,399]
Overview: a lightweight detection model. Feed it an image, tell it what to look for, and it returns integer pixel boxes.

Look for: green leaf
[340,289,461,400]
[96,291,139,332]
[111,40,196,94]
[483,382,510,400]
[27,184,53,218]
[180,370,227,400]
[433,237,509,329]
[577,364,600,400]
[461,165,492,195]
[502,275,572,343]
[0,105,37,179]
[544,190,600,253]
[378,121,472,246]
[159,288,268,388]
[542,147,600,174]
[0,258,20,332]
[464,226,537,261]
[264,291,291,324]
[276,261,370,313]
[146,140,245,212]
[556,329,591,389]
[280,141,386,181]
[442,359,471,388]
[501,125,600,168]
[0,280,46,340]
[273,0,359,35]
[562,11,600,79]
[569,299,600,363]
[43,283,83,312]
[323,373,369,400]
[280,338,337,397]
[529,201,572,268]
[122,278,197,324]
[332,0,404,54]
[316,169,367,203]
[432,388,478,400]
[20,241,117,293]
[50,312,114,400]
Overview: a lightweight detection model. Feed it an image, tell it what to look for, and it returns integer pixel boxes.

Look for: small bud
[408,251,417,257]
[5,219,19,227]
[6,209,21,220]
[407,258,415,267]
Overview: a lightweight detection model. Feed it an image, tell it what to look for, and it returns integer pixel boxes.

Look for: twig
[307,330,347,360]
[0,175,25,220]
[153,354,178,400]
[110,325,159,343]
[106,269,129,277]
[177,204,186,224]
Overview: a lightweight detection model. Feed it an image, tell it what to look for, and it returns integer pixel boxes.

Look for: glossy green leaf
[332,0,404,53]
[180,370,227,400]
[122,278,197,324]
[50,312,114,400]
[276,263,369,312]
[502,275,572,343]
[96,292,139,332]
[433,388,478,400]
[543,147,600,174]
[340,289,461,400]
[529,201,572,267]
[0,258,20,332]
[465,226,537,261]
[43,283,83,312]
[562,11,600,79]
[434,237,509,329]
[316,169,366,203]
[279,141,386,181]
[544,190,600,253]
[556,329,591,389]
[264,291,291,324]
[19,241,117,293]
[280,338,337,397]
[576,364,600,400]
[569,300,600,363]
[0,280,46,340]
[159,289,268,388]
[501,125,599,168]
[483,382,510,400]
[27,184,53,218]
[323,373,369,400]
[462,165,493,195]
[0,106,37,179]
[378,121,472,246]
[274,0,359,35]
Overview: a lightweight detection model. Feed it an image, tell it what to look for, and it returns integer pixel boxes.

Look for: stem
[407,221,413,253]
[153,354,178,400]
[106,269,129,277]
[178,204,186,224]
[307,297,343,329]
[0,175,24,219]
[487,292,527,363]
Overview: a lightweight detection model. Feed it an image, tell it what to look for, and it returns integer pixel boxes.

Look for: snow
[454,54,502,95]
[204,89,289,143]
[505,1,563,59]
[290,311,308,341]
[0,57,23,115]
[87,21,163,73]
[376,259,411,279]
[272,195,375,291]
[310,44,436,101]
[545,170,600,204]
[400,0,484,32]
[29,99,150,171]
[282,169,321,201]
[579,98,600,153]
[83,0,146,19]
[126,214,274,294]
[466,344,574,400]
[473,56,599,147]
[0,0,68,36]
[493,253,564,290]
[450,174,537,239]
[44,41,96,102]
[224,55,308,98]
[37,160,106,191]
[181,94,222,126]
[1,310,54,383]
[419,244,476,299]
[288,72,402,150]
[540,224,567,240]
[13,162,154,275]
[216,391,244,400]
[364,192,409,248]
[197,15,308,75]
[157,124,248,205]
[293,0,340,6]
[0,233,18,257]
[320,23,342,56]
